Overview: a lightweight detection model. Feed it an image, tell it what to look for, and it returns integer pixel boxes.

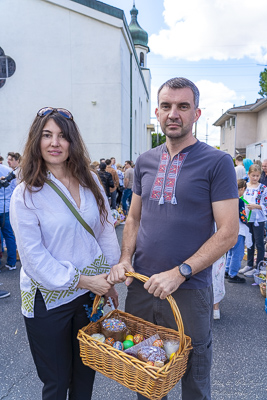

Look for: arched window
[140,52,144,67]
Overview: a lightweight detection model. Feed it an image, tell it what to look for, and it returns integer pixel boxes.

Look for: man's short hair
[157,77,200,108]
[235,155,243,162]
[7,152,21,161]
[99,162,106,171]
[125,160,132,167]
[105,159,111,166]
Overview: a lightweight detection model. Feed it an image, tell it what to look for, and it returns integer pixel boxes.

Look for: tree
[259,68,267,97]
[151,133,166,148]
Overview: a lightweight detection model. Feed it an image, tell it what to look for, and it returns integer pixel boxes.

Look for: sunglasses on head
[37,107,73,120]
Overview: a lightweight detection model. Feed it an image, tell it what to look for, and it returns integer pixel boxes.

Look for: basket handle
[91,271,186,353]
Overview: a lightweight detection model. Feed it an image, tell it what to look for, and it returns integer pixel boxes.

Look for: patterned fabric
[21,256,109,315]
[239,198,247,224]
[150,150,188,204]
[212,254,226,304]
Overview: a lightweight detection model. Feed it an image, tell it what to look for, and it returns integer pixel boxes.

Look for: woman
[10,107,120,400]
[239,164,267,277]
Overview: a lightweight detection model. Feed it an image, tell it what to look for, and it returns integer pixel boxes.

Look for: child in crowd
[225,179,252,283]
[239,165,267,276]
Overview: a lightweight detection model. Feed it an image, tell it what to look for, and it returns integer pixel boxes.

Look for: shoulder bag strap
[46,180,96,238]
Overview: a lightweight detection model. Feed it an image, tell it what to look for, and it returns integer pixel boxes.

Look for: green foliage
[151,133,166,148]
[259,68,267,97]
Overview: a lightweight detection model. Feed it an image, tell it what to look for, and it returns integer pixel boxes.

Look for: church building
[0,0,153,163]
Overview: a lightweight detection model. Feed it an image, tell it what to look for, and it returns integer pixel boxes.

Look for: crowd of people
[212,155,267,320]
[0,79,266,400]
[90,158,134,223]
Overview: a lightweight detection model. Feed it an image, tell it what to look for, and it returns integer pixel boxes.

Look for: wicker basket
[77,272,192,400]
[259,282,266,298]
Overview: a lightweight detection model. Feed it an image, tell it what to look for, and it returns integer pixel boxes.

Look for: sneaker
[0,290,10,299]
[239,265,252,274]
[228,275,246,283]
[213,309,220,320]
[5,264,16,271]
[225,271,229,278]
[244,268,258,277]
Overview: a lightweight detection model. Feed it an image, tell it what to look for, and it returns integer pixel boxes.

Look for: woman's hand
[104,286,119,309]
[76,273,111,296]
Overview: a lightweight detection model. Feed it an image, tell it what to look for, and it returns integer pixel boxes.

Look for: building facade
[0,0,153,164]
[213,98,267,158]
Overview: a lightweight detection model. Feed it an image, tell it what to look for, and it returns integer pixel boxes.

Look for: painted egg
[153,339,164,348]
[133,334,144,344]
[113,341,124,351]
[125,335,134,342]
[123,340,134,350]
[169,352,175,361]
[105,337,115,346]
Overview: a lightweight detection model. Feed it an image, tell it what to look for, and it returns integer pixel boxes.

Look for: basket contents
[137,346,167,365]
[90,333,105,342]
[101,318,127,342]
[133,334,144,344]
[163,340,180,359]
[78,272,192,400]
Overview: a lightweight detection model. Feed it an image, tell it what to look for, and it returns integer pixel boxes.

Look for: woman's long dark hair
[21,111,108,223]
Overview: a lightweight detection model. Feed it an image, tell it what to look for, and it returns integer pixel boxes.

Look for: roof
[128,4,149,49]
[213,97,267,126]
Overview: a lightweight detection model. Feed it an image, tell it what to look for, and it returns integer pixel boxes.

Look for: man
[105,159,119,210]
[7,152,21,170]
[98,162,114,199]
[110,157,117,170]
[259,159,267,186]
[0,163,17,271]
[108,77,238,400]
[122,160,134,216]
[235,155,246,179]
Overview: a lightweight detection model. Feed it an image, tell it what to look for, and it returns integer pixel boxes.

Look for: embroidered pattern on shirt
[21,254,110,315]
[150,151,188,203]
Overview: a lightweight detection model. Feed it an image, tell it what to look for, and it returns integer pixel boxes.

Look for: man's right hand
[107,260,135,286]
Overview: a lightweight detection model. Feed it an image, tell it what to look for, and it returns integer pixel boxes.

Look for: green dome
[129,5,148,48]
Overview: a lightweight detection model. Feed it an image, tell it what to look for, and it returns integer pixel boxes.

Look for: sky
[105,0,267,146]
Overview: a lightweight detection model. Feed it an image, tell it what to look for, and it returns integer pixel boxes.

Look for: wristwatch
[178,263,192,281]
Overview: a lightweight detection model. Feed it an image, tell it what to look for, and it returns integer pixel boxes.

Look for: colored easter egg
[123,340,134,350]
[105,337,115,346]
[169,352,175,361]
[113,341,124,351]
[125,335,134,342]
[133,334,144,344]
[153,339,164,348]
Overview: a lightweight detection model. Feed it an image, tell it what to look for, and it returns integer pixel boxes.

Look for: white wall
[0,0,150,165]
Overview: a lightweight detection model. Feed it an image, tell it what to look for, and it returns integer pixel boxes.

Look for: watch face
[180,263,192,278]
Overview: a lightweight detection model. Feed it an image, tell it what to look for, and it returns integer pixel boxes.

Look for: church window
[140,52,144,67]
[0,47,16,88]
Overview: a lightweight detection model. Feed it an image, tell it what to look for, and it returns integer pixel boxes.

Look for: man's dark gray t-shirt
[132,140,238,289]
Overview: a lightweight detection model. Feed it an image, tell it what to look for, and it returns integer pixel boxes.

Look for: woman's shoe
[213,309,220,320]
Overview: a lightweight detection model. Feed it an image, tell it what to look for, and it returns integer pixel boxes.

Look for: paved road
[0,224,266,399]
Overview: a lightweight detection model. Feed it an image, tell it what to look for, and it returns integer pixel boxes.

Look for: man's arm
[107,193,141,285]
[144,198,239,299]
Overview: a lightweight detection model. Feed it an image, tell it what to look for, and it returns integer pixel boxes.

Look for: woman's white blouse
[10,172,120,318]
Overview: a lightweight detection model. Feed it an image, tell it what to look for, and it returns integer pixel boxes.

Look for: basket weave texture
[77,272,192,400]
[259,282,266,298]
